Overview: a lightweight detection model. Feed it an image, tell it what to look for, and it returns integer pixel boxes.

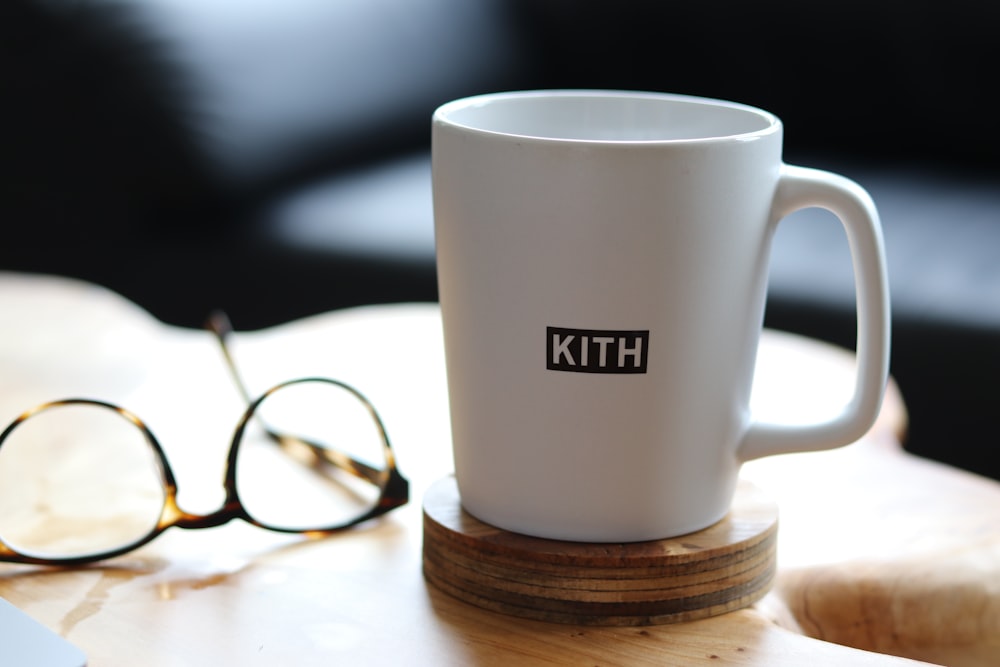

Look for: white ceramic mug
[432,90,890,542]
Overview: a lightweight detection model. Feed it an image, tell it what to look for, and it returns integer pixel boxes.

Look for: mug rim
[433,89,782,145]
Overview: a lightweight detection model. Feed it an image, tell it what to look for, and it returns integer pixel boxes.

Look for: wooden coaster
[422,476,777,626]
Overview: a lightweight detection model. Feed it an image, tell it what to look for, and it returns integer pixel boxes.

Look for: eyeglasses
[0,312,409,566]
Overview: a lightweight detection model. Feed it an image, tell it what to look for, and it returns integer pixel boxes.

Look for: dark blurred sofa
[2,0,998,479]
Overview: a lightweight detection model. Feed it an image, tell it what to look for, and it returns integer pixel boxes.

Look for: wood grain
[422,476,778,625]
[0,272,997,666]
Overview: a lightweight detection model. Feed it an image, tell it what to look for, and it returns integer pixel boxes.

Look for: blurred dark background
[2,0,998,479]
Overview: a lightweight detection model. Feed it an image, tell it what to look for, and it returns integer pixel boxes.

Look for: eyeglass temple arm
[273,433,385,486]
[207,311,253,405]
[205,311,385,487]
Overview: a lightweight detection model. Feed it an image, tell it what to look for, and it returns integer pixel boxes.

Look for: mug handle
[738,165,891,462]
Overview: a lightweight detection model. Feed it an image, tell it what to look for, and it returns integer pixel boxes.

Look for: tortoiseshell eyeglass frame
[0,312,409,566]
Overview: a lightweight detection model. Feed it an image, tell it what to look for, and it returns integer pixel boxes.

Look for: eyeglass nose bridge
[158,492,248,532]
[115,408,250,534]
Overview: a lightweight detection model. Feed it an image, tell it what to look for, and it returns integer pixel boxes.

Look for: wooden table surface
[0,272,997,666]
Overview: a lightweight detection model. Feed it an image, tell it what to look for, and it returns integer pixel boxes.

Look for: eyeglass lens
[236,379,389,531]
[0,403,165,560]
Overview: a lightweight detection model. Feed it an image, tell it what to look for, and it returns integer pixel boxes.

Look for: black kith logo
[546,327,649,374]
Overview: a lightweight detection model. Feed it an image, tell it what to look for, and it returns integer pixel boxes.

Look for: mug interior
[436,91,778,143]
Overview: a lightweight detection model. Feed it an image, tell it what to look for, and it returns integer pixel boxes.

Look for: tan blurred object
[0,272,996,666]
